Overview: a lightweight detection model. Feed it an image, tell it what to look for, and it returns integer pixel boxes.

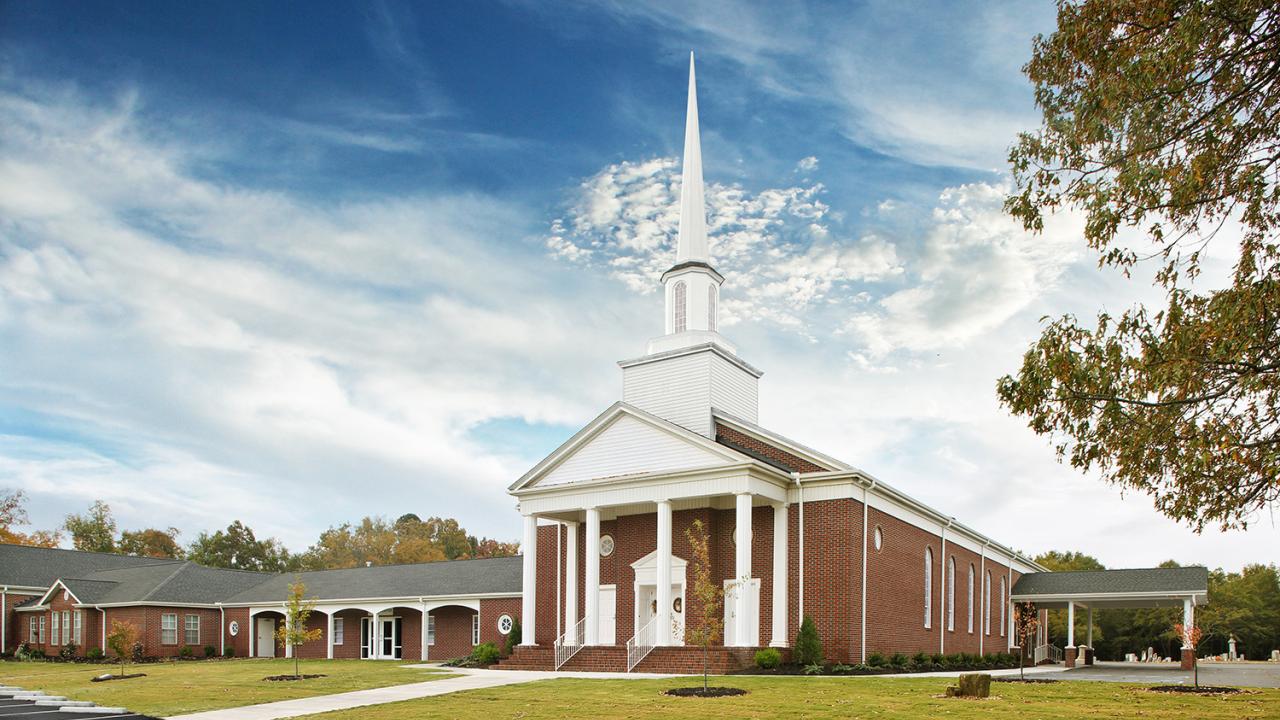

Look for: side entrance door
[256,617,276,658]
[381,618,401,659]
[598,585,617,645]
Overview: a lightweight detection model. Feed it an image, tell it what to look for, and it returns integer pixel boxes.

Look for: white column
[421,604,429,661]
[1086,606,1093,648]
[1066,601,1075,648]
[584,507,601,645]
[771,502,788,648]
[1183,598,1194,638]
[248,613,255,658]
[734,492,753,647]
[326,612,334,659]
[371,611,379,659]
[564,521,579,645]
[520,514,538,646]
[656,500,673,646]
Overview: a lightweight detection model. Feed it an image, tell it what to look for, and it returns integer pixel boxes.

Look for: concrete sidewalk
[164,666,677,720]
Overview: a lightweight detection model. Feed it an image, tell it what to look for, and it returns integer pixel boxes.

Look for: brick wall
[430,605,476,661]
[479,596,521,652]
[3,593,39,652]
[714,424,827,472]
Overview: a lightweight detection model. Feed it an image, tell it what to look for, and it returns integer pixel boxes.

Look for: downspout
[97,607,106,651]
[556,522,562,642]
[217,603,225,657]
[979,542,988,655]
[2,586,7,653]
[939,519,952,655]
[794,472,804,625]
[860,479,876,663]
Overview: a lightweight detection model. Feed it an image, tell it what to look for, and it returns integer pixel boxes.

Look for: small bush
[30,648,46,660]
[911,651,931,668]
[866,651,887,667]
[178,645,194,658]
[794,615,823,666]
[504,616,522,656]
[469,642,501,666]
[223,646,235,658]
[60,643,78,660]
[802,662,824,675]
[831,663,854,674]
[14,642,32,661]
[86,647,104,660]
[889,652,908,667]
[204,645,216,658]
[754,648,782,669]
[130,641,144,663]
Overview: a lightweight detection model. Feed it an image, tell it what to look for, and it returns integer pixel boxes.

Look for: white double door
[723,578,761,646]
[635,583,685,644]
[361,617,402,659]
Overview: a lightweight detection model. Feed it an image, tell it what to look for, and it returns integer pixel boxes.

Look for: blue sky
[1,0,1274,568]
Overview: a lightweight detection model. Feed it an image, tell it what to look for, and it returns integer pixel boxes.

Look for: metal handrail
[1033,643,1064,664]
[553,617,586,670]
[626,616,658,672]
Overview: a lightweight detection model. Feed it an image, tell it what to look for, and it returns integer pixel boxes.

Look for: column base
[1180,648,1195,670]
[1065,647,1077,669]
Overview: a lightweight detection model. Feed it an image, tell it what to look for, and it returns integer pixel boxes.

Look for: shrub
[754,648,782,669]
[866,651,887,667]
[130,641,144,663]
[178,645,194,658]
[911,651,931,668]
[204,645,216,658]
[504,616,522,656]
[889,652,908,667]
[59,643,78,660]
[469,642,501,666]
[30,648,46,660]
[802,662,824,675]
[831,663,853,674]
[794,615,823,666]
[223,646,235,658]
[931,652,945,665]
[86,647,104,660]
[14,642,32,661]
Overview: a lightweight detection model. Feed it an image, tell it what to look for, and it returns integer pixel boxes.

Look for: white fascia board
[34,580,78,607]
[510,401,754,493]
[795,472,1047,573]
[712,410,852,472]
[1011,590,1209,603]
[14,605,47,612]
[1,585,50,594]
[618,342,763,378]
[81,601,220,609]
[518,462,790,516]
[220,591,521,609]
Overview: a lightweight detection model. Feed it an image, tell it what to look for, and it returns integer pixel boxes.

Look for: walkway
[1064,660,1280,689]
[164,666,677,720]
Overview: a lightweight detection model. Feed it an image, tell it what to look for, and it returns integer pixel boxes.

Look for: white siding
[709,353,758,423]
[538,414,728,487]
[623,347,759,437]
[623,351,713,436]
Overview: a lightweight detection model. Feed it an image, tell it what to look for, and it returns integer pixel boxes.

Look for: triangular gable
[34,579,78,607]
[511,402,750,492]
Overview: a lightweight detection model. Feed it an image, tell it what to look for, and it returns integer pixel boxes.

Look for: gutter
[794,471,804,623]
[1,586,6,652]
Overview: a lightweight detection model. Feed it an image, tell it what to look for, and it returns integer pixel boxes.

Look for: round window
[874,527,883,551]
[497,614,514,635]
[228,620,240,637]
[599,534,615,557]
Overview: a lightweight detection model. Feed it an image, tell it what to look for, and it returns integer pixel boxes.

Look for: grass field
[0,658,450,716]
[297,675,1280,720]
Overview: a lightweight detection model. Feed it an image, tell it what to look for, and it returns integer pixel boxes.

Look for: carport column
[564,521,578,645]
[521,514,538,646]
[656,500,673,646]
[327,612,334,659]
[1180,598,1195,670]
[733,492,752,647]
[371,610,380,659]
[1087,607,1093,648]
[770,502,788,648]
[1066,601,1075,647]
[584,507,601,645]
[421,603,429,661]
[248,612,255,658]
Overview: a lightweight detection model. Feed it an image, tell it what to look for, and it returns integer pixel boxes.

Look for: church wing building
[505,55,1044,672]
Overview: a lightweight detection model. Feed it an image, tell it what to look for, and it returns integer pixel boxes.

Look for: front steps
[497,645,769,674]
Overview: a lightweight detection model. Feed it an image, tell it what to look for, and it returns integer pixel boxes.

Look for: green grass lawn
[0,658,451,716]
[296,675,1280,720]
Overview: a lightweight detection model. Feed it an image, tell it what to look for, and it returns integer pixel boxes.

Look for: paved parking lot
[1065,661,1280,688]
[0,697,156,718]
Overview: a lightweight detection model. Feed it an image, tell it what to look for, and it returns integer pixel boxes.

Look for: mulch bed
[263,674,327,682]
[663,687,748,698]
[1148,685,1241,695]
[90,673,147,682]
[994,677,1060,684]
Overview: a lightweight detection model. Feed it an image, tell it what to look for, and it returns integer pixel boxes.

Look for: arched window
[947,557,955,631]
[707,285,717,332]
[985,570,993,635]
[924,548,933,629]
[999,576,1007,637]
[967,564,975,633]
[673,281,687,333]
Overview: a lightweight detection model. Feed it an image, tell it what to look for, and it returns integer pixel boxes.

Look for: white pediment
[514,403,746,491]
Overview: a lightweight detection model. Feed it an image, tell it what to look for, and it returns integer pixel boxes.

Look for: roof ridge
[139,561,193,602]
[1030,566,1205,575]
[287,555,523,575]
[0,543,186,563]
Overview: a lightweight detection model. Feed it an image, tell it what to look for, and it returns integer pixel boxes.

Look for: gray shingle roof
[224,556,523,604]
[1012,567,1208,597]
[0,543,183,588]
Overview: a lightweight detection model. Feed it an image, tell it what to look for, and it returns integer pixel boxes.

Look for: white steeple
[619,53,762,439]
[677,52,709,263]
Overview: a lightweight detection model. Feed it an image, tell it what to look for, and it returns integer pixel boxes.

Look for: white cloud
[796,155,818,172]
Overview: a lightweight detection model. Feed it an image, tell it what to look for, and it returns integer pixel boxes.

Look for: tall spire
[677,52,709,263]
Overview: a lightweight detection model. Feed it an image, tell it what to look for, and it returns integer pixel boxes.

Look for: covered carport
[1011,566,1209,669]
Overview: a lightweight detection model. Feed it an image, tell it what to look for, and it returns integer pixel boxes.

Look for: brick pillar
[1065,646,1077,668]
[1180,648,1195,670]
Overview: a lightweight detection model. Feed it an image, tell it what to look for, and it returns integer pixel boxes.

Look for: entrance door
[380,618,401,659]
[256,617,276,658]
[635,583,684,645]
[724,578,760,646]
[598,585,617,645]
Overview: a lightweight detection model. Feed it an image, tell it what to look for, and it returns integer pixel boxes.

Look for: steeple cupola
[619,54,762,438]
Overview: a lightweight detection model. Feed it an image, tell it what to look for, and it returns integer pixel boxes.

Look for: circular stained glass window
[600,534,615,557]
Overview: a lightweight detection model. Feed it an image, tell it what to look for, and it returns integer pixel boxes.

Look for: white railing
[626,616,658,672]
[1034,643,1064,664]
[554,617,586,670]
